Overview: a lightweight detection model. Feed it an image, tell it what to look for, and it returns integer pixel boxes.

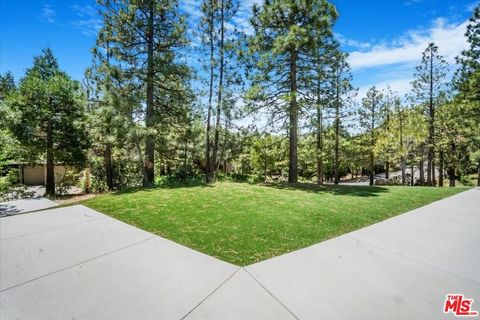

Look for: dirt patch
[54,194,97,205]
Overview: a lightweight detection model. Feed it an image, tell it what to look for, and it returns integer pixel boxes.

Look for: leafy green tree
[8,49,88,195]
[0,72,15,101]
[0,72,19,162]
[247,0,337,183]
[411,42,448,186]
[250,133,287,179]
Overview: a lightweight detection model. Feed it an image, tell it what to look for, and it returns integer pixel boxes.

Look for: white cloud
[350,17,470,101]
[41,4,56,24]
[180,0,262,35]
[181,0,203,20]
[70,5,102,37]
[348,18,469,70]
[356,77,414,103]
[335,33,371,50]
[231,0,263,35]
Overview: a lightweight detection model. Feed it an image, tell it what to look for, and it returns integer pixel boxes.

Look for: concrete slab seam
[0,216,107,241]
[0,236,157,293]
[180,267,242,320]
[243,267,301,320]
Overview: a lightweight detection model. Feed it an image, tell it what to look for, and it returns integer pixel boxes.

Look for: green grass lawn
[81,182,467,266]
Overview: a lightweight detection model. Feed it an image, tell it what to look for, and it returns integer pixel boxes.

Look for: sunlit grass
[81,182,467,265]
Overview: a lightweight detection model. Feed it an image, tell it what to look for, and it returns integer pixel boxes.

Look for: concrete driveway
[1,189,479,319]
[0,198,58,217]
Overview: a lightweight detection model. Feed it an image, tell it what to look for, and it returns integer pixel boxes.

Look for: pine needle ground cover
[81,182,466,266]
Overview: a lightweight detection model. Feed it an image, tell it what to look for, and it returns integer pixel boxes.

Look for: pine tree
[212,0,241,181]
[359,86,383,186]
[329,51,355,184]
[455,5,480,103]
[247,0,337,183]
[304,27,337,185]
[97,0,189,186]
[198,0,240,182]
[454,5,480,186]
[395,98,407,185]
[87,34,116,190]
[87,33,145,190]
[412,42,447,186]
[199,0,217,182]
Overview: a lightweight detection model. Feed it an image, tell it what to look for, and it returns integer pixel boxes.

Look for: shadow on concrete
[0,204,22,217]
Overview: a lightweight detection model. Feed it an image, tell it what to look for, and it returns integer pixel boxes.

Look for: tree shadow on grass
[111,180,214,196]
[263,182,389,197]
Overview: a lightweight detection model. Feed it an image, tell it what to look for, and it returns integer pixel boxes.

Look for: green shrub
[459,174,474,186]
[0,168,34,201]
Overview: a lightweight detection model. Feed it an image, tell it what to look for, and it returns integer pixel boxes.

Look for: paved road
[0,189,478,319]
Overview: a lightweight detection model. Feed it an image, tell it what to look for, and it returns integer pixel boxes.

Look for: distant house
[7,163,67,186]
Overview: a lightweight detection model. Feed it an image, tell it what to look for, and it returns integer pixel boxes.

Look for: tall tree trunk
[385,111,390,180]
[334,68,340,185]
[438,150,444,187]
[104,42,114,191]
[448,142,456,187]
[419,157,425,185]
[143,2,155,187]
[401,157,406,186]
[46,117,55,196]
[369,95,375,186]
[205,0,215,183]
[135,136,145,185]
[410,161,414,186]
[316,104,323,185]
[427,142,433,185]
[288,49,298,183]
[432,157,436,186]
[427,48,434,186]
[263,148,267,180]
[183,136,188,167]
[477,160,480,187]
[400,112,405,186]
[219,116,228,172]
[369,151,374,186]
[105,145,113,190]
[315,59,323,185]
[385,161,389,180]
[448,166,455,187]
[212,0,225,182]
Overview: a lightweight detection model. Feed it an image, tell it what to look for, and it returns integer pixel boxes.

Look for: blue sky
[0,0,477,99]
